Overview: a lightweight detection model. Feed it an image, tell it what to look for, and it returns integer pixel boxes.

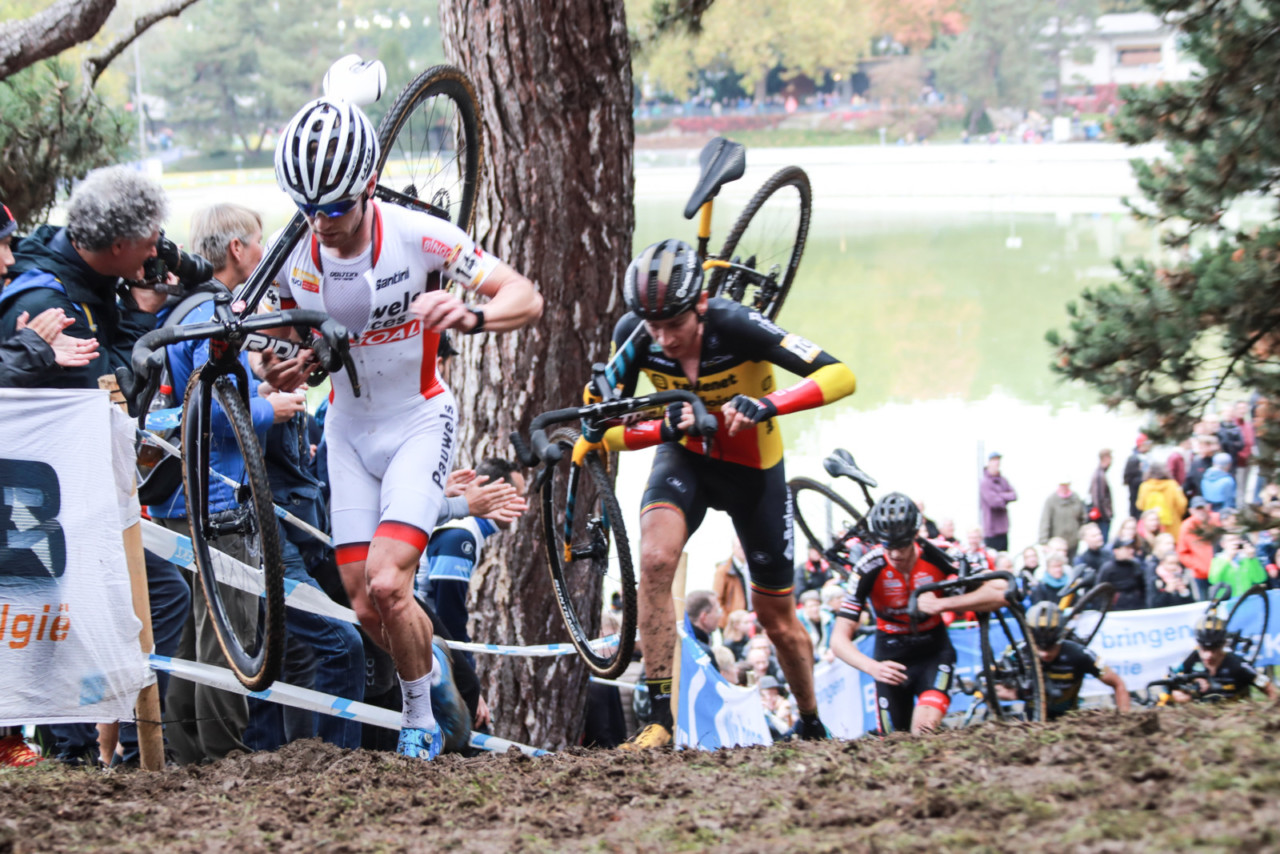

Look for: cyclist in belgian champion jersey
[596,239,856,748]
[270,97,542,760]
[1169,614,1278,704]
[831,493,1010,735]
[996,601,1130,719]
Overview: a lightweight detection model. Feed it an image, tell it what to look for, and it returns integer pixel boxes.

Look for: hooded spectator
[1136,461,1188,543]
[1200,452,1237,511]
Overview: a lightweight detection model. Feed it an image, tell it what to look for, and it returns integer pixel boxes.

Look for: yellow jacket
[1136,479,1189,541]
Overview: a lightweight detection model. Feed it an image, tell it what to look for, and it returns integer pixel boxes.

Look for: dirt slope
[4,703,1279,853]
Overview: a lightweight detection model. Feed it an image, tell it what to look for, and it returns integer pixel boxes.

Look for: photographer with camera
[0,166,198,389]
[0,166,199,765]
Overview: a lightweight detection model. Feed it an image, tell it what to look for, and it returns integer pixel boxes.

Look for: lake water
[151,150,1154,591]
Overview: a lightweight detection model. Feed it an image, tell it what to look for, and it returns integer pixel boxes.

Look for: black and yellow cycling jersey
[1173,650,1270,701]
[600,298,855,469]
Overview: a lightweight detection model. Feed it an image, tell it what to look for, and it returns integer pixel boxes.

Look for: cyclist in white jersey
[271,97,543,760]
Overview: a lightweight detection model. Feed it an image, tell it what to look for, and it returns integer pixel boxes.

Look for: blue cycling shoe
[396,725,443,760]
[430,637,472,754]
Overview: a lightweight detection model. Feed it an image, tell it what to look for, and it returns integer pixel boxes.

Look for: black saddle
[683,137,746,219]
[822,448,877,489]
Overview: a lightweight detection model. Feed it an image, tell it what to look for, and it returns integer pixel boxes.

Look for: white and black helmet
[274,97,379,206]
[623,239,703,320]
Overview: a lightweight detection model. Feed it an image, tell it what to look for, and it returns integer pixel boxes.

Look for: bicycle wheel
[376,65,482,230]
[990,608,1047,723]
[710,165,812,321]
[976,613,1007,722]
[181,369,285,691]
[1062,582,1114,648]
[541,428,636,678]
[1225,583,1270,666]
[789,476,864,557]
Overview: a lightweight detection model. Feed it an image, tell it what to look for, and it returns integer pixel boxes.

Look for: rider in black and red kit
[830,493,1010,735]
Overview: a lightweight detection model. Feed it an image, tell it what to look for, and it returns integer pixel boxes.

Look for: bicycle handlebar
[905,569,1017,626]
[511,390,718,467]
[119,308,352,419]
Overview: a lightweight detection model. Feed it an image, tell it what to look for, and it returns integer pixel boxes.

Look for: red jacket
[1177,513,1219,580]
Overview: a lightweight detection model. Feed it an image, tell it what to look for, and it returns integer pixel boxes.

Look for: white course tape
[150,654,549,757]
[142,519,617,659]
[141,518,359,625]
[139,428,334,547]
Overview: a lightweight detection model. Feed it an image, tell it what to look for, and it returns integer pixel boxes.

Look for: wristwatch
[465,308,486,334]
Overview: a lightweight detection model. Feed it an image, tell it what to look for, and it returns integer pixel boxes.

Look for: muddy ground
[4,703,1280,853]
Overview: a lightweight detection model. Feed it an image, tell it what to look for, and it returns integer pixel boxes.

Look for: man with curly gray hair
[0,165,171,390]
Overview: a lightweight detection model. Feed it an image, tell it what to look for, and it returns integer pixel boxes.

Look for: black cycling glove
[727,393,777,424]
[659,401,687,442]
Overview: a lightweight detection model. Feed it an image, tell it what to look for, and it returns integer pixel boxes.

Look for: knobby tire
[181,370,285,691]
[711,165,812,321]
[376,64,482,231]
[542,437,636,678]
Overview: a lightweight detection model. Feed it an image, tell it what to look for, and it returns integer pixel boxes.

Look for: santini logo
[375,268,410,290]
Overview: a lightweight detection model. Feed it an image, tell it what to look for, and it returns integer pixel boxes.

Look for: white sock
[400,672,437,731]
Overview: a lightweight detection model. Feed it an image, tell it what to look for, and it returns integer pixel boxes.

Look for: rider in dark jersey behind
[1169,614,1278,704]
[597,239,856,749]
[830,493,1009,735]
[997,601,1130,719]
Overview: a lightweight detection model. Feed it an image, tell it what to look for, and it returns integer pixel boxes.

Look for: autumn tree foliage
[1049,0,1280,462]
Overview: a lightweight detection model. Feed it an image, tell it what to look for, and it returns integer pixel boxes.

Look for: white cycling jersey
[276,200,500,416]
[275,201,500,555]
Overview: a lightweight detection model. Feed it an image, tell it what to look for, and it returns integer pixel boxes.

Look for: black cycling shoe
[797,716,831,741]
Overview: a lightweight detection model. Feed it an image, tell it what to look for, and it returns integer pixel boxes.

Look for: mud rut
[4,703,1280,853]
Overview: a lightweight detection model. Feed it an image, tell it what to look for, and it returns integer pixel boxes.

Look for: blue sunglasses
[297,197,360,219]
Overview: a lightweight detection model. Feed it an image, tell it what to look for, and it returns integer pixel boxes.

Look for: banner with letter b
[0,389,150,725]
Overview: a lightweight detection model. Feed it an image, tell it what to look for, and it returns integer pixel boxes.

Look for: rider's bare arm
[1099,666,1131,712]
[916,578,1009,616]
[830,615,907,686]
[412,261,543,334]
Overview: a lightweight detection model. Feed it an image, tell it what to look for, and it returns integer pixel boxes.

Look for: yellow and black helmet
[1195,613,1228,649]
[1026,601,1065,649]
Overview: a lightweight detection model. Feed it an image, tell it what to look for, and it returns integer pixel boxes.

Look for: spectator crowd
[1,167,1276,764]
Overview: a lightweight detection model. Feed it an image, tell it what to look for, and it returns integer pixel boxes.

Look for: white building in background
[1062,12,1199,89]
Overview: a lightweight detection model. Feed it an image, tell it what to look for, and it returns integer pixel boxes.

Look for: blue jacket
[147,299,274,518]
[1200,468,1236,511]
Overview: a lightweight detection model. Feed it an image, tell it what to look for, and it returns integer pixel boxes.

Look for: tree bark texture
[440,0,634,749]
[0,0,117,81]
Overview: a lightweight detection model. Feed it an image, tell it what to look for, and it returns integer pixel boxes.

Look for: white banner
[814,659,876,739]
[1077,601,1203,697]
[0,389,150,725]
[675,619,771,750]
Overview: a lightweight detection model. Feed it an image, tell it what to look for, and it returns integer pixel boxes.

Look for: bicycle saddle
[683,137,746,220]
[822,448,878,488]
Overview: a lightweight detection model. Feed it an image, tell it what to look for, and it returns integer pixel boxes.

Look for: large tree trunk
[440,0,634,750]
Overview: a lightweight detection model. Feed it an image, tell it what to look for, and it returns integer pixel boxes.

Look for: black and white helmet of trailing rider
[1026,601,1065,650]
[866,492,922,549]
[274,97,379,206]
[1194,613,1228,649]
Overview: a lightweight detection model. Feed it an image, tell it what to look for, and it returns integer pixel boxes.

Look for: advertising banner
[0,389,149,725]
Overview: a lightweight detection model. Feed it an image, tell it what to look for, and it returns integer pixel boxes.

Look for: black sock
[799,709,821,725]
[645,678,674,729]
